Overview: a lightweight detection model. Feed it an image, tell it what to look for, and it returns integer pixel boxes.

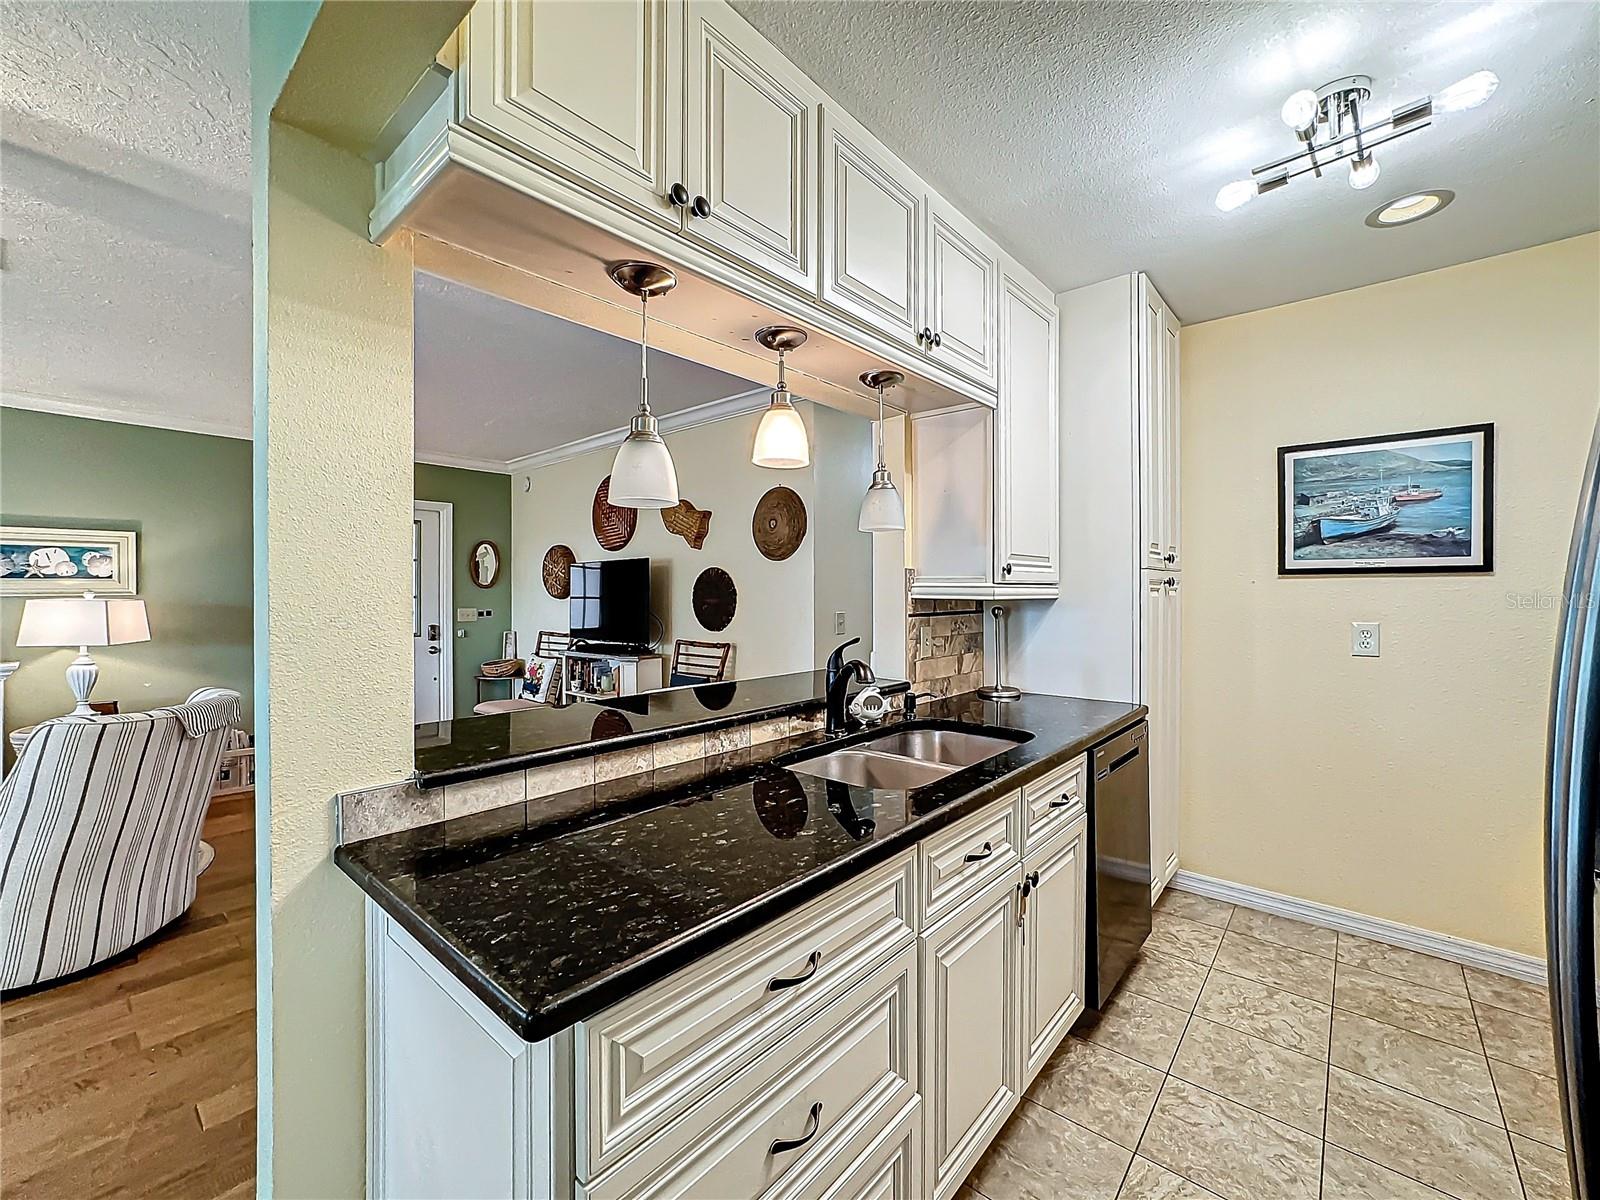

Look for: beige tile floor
[961,890,1572,1200]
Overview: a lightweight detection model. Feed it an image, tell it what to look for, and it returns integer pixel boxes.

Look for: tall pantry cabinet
[1009,273,1182,901]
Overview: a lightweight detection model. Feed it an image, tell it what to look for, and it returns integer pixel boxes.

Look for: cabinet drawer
[769,1094,922,1200]
[920,793,1022,924]
[1021,754,1087,850]
[577,849,917,1179]
[582,942,919,1200]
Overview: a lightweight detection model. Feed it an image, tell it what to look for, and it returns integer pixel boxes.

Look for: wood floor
[1,791,256,1199]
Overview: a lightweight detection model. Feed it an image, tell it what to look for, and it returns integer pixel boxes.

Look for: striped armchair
[0,687,241,992]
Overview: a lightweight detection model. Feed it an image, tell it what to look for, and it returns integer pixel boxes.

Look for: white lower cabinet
[919,874,1021,1200]
[366,779,1088,1200]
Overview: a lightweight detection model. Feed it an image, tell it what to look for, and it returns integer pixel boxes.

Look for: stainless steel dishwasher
[1087,720,1152,1009]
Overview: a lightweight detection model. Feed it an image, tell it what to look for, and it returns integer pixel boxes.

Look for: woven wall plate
[661,499,712,549]
[692,566,737,632]
[591,710,634,740]
[752,486,807,561]
[542,544,576,598]
[592,476,638,551]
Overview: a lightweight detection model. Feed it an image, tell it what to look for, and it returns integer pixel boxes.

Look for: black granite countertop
[344,691,1145,1041]
[415,670,907,788]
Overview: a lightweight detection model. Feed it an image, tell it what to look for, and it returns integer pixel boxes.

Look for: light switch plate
[456,608,477,623]
[834,611,847,635]
[1351,622,1380,657]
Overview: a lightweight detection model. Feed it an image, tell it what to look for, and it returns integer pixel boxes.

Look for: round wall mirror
[469,540,501,589]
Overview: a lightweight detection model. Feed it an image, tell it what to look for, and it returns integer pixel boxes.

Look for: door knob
[668,182,690,208]
[932,332,943,347]
[920,326,933,346]
[1003,562,1013,576]
[427,646,441,655]
[691,195,711,219]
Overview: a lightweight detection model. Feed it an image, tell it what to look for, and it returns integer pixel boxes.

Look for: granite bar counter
[341,691,1145,1041]
[414,669,907,788]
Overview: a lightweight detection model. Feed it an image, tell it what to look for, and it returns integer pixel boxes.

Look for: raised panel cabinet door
[924,194,999,387]
[1021,818,1087,1081]
[1162,309,1182,569]
[820,105,923,347]
[994,277,1060,585]
[1141,571,1178,901]
[1137,279,1167,570]
[1160,575,1180,888]
[462,0,683,229]
[682,0,819,290]
[920,876,1020,1200]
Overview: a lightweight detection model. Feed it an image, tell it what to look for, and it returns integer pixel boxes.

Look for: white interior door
[414,501,453,724]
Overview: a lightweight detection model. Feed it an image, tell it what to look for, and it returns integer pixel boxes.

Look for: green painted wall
[414,463,512,716]
[0,409,254,746]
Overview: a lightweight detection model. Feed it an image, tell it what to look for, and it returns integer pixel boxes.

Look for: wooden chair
[670,640,732,686]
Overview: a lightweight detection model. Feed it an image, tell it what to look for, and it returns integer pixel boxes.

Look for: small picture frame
[501,630,518,660]
[0,526,139,596]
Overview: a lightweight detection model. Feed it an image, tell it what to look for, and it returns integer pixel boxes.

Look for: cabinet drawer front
[920,793,1022,923]
[578,850,917,1178]
[584,943,919,1200]
[1021,754,1087,850]
[770,1095,922,1200]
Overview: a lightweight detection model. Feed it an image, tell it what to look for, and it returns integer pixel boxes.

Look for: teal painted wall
[0,409,255,744]
[414,463,512,716]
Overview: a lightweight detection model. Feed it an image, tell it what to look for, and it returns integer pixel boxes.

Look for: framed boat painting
[0,526,139,595]
[1278,424,1494,575]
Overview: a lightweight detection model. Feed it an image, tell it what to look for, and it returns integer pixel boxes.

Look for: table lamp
[16,591,151,715]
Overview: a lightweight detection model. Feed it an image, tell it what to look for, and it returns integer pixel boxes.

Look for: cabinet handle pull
[767,950,822,992]
[668,182,690,208]
[1049,793,1075,808]
[691,194,712,220]
[964,841,994,863]
[770,1101,823,1155]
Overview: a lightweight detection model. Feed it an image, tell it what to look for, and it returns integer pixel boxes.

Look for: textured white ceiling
[734,0,1600,321]
[414,272,761,467]
[0,1,251,434]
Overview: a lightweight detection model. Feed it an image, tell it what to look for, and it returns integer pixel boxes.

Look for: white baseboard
[1170,869,1547,985]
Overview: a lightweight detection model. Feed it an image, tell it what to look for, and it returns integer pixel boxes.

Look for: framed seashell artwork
[0,526,138,596]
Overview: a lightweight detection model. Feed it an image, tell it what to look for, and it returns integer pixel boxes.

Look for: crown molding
[414,451,515,475]
[503,387,772,476]
[1,390,252,441]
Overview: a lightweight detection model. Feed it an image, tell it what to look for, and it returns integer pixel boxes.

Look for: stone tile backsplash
[335,707,828,844]
[906,595,984,698]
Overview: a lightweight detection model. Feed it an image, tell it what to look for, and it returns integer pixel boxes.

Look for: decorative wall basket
[693,566,737,632]
[753,486,807,561]
[591,710,634,740]
[542,544,576,598]
[592,476,637,551]
[661,499,712,549]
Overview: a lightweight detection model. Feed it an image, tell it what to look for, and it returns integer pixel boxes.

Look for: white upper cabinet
[461,0,683,229]
[820,104,925,348]
[1139,277,1181,570]
[682,1,819,290]
[922,195,999,388]
[994,270,1060,586]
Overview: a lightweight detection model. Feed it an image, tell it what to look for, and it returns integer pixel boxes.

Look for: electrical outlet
[456,608,477,623]
[478,609,493,618]
[1351,621,1381,657]
[834,611,847,635]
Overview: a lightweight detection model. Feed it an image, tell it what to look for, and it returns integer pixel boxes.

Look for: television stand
[559,648,664,701]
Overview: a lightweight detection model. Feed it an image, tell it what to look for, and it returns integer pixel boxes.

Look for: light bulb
[1280,89,1319,131]
[1215,180,1258,212]
[1348,153,1380,190]
[1435,70,1498,113]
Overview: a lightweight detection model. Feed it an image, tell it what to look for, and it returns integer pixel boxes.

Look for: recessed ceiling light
[1365,190,1456,228]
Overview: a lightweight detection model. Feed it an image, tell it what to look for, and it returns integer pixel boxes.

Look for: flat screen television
[569,558,651,650]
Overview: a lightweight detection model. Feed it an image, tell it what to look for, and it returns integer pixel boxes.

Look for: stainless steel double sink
[785,726,1026,791]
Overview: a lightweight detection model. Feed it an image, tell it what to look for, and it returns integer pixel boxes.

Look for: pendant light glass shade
[751,326,811,468]
[857,369,906,532]
[752,399,810,468]
[608,262,680,509]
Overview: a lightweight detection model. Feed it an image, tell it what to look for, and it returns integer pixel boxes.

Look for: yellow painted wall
[261,121,415,1195]
[1180,233,1600,958]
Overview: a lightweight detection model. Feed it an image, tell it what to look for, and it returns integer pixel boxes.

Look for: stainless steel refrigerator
[1547,419,1600,1200]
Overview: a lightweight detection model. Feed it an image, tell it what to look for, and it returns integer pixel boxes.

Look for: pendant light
[858,369,906,532]
[751,325,811,469]
[607,261,680,509]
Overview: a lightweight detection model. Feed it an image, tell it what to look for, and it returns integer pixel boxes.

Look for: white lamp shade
[17,595,150,647]
[610,433,679,508]
[858,477,906,532]
[751,400,810,469]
